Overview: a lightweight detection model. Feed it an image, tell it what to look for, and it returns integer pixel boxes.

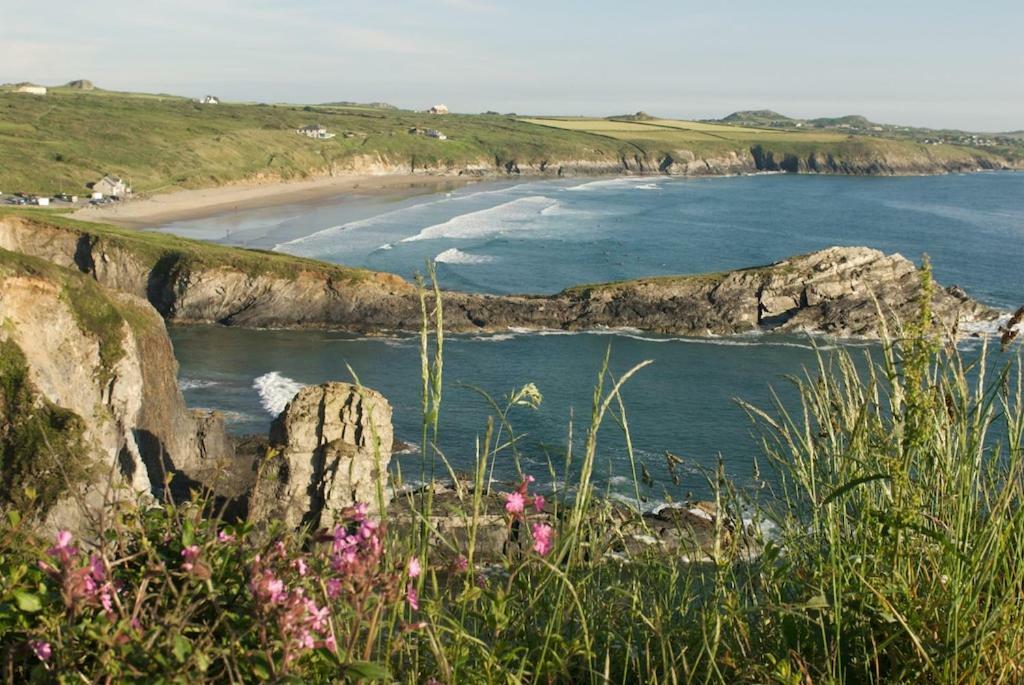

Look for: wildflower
[353,502,369,521]
[533,494,546,512]
[217,530,235,543]
[292,557,309,576]
[251,569,287,604]
[180,545,201,573]
[326,578,342,598]
[406,583,419,611]
[531,523,554,556]
[46,530,77,564]
[28,640,51,661]
[322,635,338,653]
[407,556,421,579]
[503,491,526,516]
[452,555,469,573]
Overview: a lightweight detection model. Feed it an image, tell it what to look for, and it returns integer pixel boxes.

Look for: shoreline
[70,173,492,229]
[68,167,1020,231]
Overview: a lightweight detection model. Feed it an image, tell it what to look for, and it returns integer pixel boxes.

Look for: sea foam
[435,248,496,264]
[253,372,306,416]
[401,196,557,242]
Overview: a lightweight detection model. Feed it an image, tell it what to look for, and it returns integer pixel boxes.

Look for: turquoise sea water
[162,173,1024,504]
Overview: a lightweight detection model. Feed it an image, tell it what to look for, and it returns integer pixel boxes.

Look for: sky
[2,0,1022,131]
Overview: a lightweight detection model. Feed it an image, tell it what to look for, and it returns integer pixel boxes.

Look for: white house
[296,124,336,139]
[92,175,131,198]
[199,95,220,104]
[428,104,449,115]
[15,84,46,95]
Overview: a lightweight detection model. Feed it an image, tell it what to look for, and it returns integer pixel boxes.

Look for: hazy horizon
[3,0,1022,132]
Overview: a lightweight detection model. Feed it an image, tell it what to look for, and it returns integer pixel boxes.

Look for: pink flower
[251,569,287,604]
[503,491,526,516]
[353,502,369,521]
[406,583,419,611]
[89,555,106,582]
[322,635,337,653]
[533,495,546,512]
[326,578,342,599]
[452,555,469,573]
[407,556,421,579]
[292,558,309,576]
[181,545,200,573]
[28,640,51,661]
[531,523,554,556]
[217,530,235,543]
[46,530,77,564]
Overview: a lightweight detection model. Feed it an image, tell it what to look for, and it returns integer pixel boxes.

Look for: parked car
[7,197,27,205]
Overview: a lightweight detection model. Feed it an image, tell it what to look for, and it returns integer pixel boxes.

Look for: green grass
[0,91,631,194]
[0,89,1011,196]
[1,261,1023,682]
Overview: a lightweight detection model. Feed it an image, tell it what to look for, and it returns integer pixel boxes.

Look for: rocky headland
[0,212,1001,339]
[0,209,1010,541]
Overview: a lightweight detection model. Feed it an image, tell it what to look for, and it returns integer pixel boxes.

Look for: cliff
[0,213,1000,339]
[0,248,234,535]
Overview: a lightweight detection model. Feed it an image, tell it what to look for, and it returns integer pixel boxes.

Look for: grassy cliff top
[0,89,628,194]
[0,208,392,286]
[1,88,1011,195]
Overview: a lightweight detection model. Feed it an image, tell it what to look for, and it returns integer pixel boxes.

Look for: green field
[0,90,630,194]
[0,88,1012,196]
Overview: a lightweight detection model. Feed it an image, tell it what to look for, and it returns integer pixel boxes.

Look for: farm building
[296,124,336,139]
[92,175,132,198]
[15,84,46,95]
[428,104,449,114]
[199,95,220,104]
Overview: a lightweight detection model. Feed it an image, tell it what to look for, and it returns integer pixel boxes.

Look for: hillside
[1,88,1020,197]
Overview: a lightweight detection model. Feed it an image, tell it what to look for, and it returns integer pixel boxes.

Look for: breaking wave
[253,372,306,416]
[401,196,557,242]
[435,248,496,264]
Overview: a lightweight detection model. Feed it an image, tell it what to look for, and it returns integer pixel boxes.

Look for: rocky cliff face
[324,142,1018,180]
[0,216,999,339]
[249,382,393,530]
[0,248,234,535]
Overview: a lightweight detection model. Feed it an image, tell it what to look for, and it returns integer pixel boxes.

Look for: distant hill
[64,79,96,90]
[722,110,793,125]
[808,115,878,128]
[608,111,656,121]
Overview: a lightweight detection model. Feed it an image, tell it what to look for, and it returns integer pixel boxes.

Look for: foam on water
[401,196,558,242]
[253,371,306,416]
[178,378,220,391]
[564,177,651,192]
[435,248,496,264]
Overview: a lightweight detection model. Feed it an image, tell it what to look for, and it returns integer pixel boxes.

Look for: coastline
[69,172,490,229]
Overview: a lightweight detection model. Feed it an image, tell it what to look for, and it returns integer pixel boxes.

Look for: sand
[70,173,486,228]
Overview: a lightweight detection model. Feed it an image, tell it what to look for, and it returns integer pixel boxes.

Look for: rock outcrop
[0,248,234,535]
[249,382,393,530]
[0,215,1000,339]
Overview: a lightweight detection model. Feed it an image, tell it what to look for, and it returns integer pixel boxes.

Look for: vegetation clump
[0,268,1022,683]
[0,339,91,515]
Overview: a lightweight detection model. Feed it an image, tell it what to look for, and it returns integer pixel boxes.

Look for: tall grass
[1,264,1022,683]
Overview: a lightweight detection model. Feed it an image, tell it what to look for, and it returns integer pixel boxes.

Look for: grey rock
[249,382,393,530]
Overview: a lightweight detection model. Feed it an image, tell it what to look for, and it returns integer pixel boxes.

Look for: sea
[157,172,1024,506]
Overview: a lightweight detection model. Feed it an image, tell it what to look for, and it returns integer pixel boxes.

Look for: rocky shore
[0,209,1008,542]
[0,213,1001,339]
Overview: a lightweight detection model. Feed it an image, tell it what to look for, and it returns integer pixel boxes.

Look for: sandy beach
[70,173,487,229]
